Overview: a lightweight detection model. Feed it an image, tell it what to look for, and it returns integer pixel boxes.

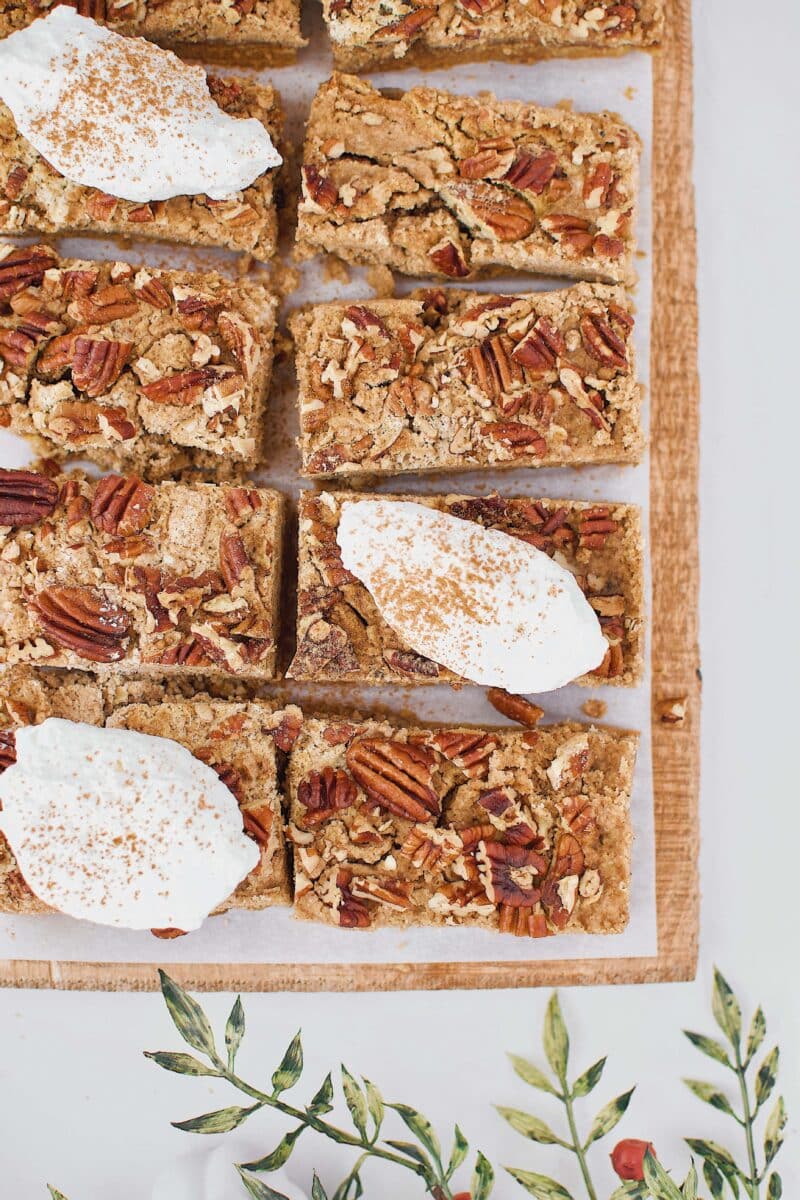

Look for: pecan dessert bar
[0,76,282,260]
[0,668,303,917]
[290,491,644,687]
[292,283,642,478]
[287,716,637,937]
[297,75,640,284]
[0,469,284,679]
[0,245,277,479]
[0,0,306,68]
[323,0,663,73]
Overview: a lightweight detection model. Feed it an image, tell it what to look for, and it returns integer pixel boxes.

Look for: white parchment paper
[0,28,656,969]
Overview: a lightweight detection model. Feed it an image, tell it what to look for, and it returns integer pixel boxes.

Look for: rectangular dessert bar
[322,0,663,74]
[0,1,305,67]
[287,716,637,937]
[292,283,642,478]
[0,245,277,480]
[0,75,282,261]
[297,74,640,283]
[0,668,302,917]
[0,470,284,679]
[289,490,644,687]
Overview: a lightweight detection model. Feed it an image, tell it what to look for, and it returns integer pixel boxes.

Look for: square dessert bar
[290,490,644,688]
[287,716,637,937]
[0,470,284,679]
[0,0,305,68]
[0,668,302,917]
[0,245,277,480]
[297,75,640,283]
[0,76,282,261]
[323,0,663,74]
[292,283,642,478]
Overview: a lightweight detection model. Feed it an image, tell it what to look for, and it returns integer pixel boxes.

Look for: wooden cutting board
[0,0,699,991]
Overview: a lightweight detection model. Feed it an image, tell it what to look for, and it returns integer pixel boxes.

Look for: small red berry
[611,1138,657,1181]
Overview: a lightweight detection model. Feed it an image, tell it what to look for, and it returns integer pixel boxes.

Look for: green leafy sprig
[680,968,786,1200]
[146,970,493,1200]
[501,993,634,1200]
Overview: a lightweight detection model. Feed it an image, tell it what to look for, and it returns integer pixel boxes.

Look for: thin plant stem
[733,1043,759,1200]
[561,1087,597,1200]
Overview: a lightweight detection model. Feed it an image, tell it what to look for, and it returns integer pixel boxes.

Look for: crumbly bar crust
[291,283,642,479]
[0,470,284,679]
[0,669,302,917]
[287,716,637,937]
[0,244,277,480]
[0,0,306,65]
[289,490,644,688]
[297,74,640,283]
[0,76,282,261]
[323,0,663,73]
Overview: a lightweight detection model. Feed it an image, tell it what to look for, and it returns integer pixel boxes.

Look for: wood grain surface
[0,0,700,991]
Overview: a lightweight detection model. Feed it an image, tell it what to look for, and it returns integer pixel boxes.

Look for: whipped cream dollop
[0,9,281,203]
[337,500,608,693]
[0,719,259,931]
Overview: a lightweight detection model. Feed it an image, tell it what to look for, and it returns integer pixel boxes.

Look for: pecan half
[459,139,515,181]
[466,334,524,400]
[512,317,565,374]
[400,824,462,872]
[141,366,219,406]
[541,832,585,928]
[487,688,544,728]
[71,284,137,323]
[580,312,628,369]
[5,163,28,200]
[224,487,263,524]
[0,245,57,301]
[91,475,154,536]
[31,586,132,662]
[134,274,171,309]
[478,841,548,907]
[219,530,249,591]
[480,421,547,456]
[504,149,558,194]
[350,875,412,911]
[71,336,132,397]
[298,766,358,825]
[346,738,439,822]
[577,505,619,549]
[336,868,371,928]
[450,181,536,242]
[0,468,58,526]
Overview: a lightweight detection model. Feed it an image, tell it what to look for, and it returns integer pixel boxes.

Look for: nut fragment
[429,240,470,278]
[219,530,249,591]
[0,469,58,526]
[656,696,687,725]
[0,729,16,773]
[487,688,544,728]
[298,766,358,825]
[31,586,132,662]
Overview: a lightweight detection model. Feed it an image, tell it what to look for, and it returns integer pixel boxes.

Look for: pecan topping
[224,487,262,524]
[344,305,389,336]
[141,366,219,406]
[91,475,154,536]
[541,213,594,256]
[31,586,132,662]
[243,805,273,847]
[400,824,462,872]
[0,469,58,526]
[430,730,496,778]
[134,274,171,309]
[577,506,619,549]
[298,766,358,825]
[219,530,249,590]
[487,688,544,728]
[5,163,28,200]
[466,334,524,400]
[583,162,614,207]
[512,317,566,374]
[302,164,339,210]
[71,336,132,397]
[272,710,303,752]
[450,181,536,242]
[336,869,371,929]
[0,328,38,369]
[371,6,435,39]
[580,312,628,368]
[429,240,470,278]
[72,284,137,323]
[0,729,16,773]
[541,833,585,928]
[383,648,441,679]
[291,620,358,675]
[480,421,547,456]
[350,875,412,910]
[504,149,558,194]
[478,842,548,907]
[346,738,440,822]
[0,245,57,301]
[48,400,136,444]
[458,140,515,181]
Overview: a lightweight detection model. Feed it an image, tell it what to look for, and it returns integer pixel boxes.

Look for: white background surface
[1,0,799,1195]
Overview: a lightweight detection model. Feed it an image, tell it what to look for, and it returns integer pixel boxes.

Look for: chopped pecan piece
[134,274,171,309]
[0,468,59,526]
[458,140,516,181]
[504,149,558,194]
[429,240,470,278]
[48,400,136,444]
[302,164,339,211]
[298,766,358,825]
[90,475,154,536]
[400,824,462,872]
[577,506,619,549]
[71,336,132,397]
[71,284,137,323]
[477,842,548,907]
[580,312,628,369]
[141,366,220,406]
[512,318,565,374]
[272,710,303,752]
[349,875,412,910]
[336,868,371,928]
[487,689,544,728]
[346,738,440,822]
[541,832,586,928]
[0,245,57,301]
[4,163,28,200]
[371,6,435,39]
[0,729,16,773]
[383,648,441,679]
[224,487,263,524]
[31,586,132,662]
[480,421,547,456]
[219,530,249,590]
[466,335,524,400]
[430,730,496,778]
[291,620,358,675]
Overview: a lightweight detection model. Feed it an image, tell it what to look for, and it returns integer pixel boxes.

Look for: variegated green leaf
[172,1103,259,1134]
[571,1057,605,1097]
[311,1173,329,1200]
[446,1125,469,1181]
[158,970,217,1060]
[307,1073,334,1116]
[542,994,569,1082]
[496,1107,565,1146]
[685,1139,741,1194]
[683,1031,731,1069]
[702,1160,725,1200]
[383,1139,433,1173]
[681,1163,698,1200]
[764,1096,787,1165]
[642,1151,683,1200]
[683,1079,737,1119]
[237,1167,292,1200]
[471,1150,494,1200]
[271,1032,303,1095]
[241,1127,304,1172]
[583,1087,634,1148]
[609,1184,648,1200]
[745,1006,766,1065]
[390,1103,441,1163]
[711,969,742,1050]
[341,1066,369,1140]
[47,1189,68,1200]
[363,1078,384,1136]
[505,1167,574,1199]
[225,996,245,1072]
[767,1172,783,1199]
[755,1047,779,1109]
[508,1054,558,1096]
[144,1051,221,1077]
